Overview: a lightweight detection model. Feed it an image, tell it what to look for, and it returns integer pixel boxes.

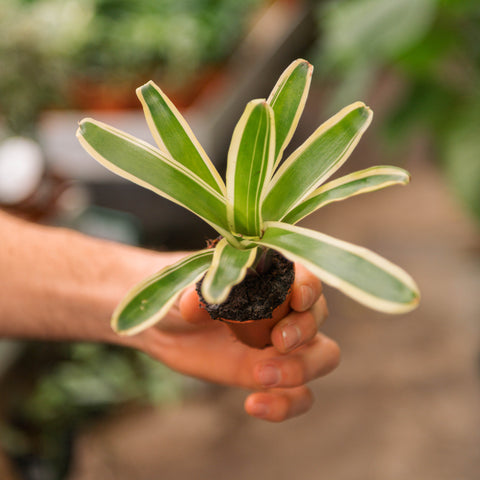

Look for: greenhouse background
[0,0,479,479]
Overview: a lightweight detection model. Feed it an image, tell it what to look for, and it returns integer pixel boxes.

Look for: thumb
[179,285,213,325]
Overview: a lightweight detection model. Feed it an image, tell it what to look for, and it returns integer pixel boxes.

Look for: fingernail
[258,365,281,387]
[250,402,270,418]
[282,323,302,351]
[300,285,314,311]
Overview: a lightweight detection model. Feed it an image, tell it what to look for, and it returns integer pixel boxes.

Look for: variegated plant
[77,59,420,336]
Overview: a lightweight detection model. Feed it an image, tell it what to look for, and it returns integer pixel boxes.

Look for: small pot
[219,290,292,349]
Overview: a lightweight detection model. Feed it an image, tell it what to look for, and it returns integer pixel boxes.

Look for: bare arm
[0,209,182,344]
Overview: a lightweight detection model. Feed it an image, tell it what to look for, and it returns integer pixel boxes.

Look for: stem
[251,247,274,276]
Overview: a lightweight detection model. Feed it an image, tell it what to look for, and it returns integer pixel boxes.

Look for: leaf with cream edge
[76,119,235,244]
[284,165,411,224]
[267,58,313,168]
[201,239,258,304]
[137,81,225,195]
[112,250,214,335]
[262,102,373,223]
[226,99,275,236]
[255,222,420,313]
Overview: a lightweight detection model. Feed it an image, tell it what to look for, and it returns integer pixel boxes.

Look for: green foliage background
[314,0,480,222]
[0,0,262,134]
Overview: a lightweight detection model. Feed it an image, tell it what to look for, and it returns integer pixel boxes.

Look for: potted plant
[77,59,420,349]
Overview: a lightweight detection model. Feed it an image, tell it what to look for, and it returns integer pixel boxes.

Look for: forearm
[0,210,183,345]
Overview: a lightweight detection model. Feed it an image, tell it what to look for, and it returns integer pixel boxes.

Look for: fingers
[271,262,326,353]
[272,294,328,353]
[244,386,313,422]
[253,334,341,389]
[179,285,212,326]
[290,263,323,312]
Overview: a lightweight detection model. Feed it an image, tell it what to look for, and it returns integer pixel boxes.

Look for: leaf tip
[201,283,229,306]
[136,80,157,99]
[111,313,143,337]
[400,278,421,313]
[360,104,374,127]
[360,102,373,117]
[394,167,412,185]
[292,58,313,72]
[110,315,124,335]
[303,59,314,77]
[76,118,93,138]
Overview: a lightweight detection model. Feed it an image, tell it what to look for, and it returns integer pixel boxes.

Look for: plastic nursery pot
[219,289,292,349]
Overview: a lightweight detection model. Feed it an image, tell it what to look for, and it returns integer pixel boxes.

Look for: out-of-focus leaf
[442,99,480,221]
[320,0,437,67]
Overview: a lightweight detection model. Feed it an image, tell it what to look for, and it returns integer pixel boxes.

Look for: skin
[0,210,340,422]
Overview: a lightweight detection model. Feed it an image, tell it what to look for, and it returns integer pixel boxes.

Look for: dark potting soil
[196,251,294,322]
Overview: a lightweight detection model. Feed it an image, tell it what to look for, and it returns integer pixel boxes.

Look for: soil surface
[196,251,294,321]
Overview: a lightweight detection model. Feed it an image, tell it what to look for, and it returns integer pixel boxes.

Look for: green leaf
[262,102,373,222]
[76,119,233,240]
[256,222,420,313]
[201,239,258,304]
[284,165,410,224]
[137,81,225,195]
[267,59,313,167]
[112,250,214,335]
[226,99,275,236]
[322,0,437,67]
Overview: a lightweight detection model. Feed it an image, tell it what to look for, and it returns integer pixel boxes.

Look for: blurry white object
[0,137,45,204]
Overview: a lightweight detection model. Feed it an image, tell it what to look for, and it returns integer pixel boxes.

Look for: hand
[135,263,340,422]
[0,212,338,421]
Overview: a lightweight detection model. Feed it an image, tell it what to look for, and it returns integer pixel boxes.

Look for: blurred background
[0,0,479,479]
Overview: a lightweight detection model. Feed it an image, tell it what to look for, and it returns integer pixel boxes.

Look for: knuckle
[285,356,309,386]
[324,338,341,371]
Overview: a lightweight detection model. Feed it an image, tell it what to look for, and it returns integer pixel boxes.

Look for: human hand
[136,263,340,422]
[0,213,338,420]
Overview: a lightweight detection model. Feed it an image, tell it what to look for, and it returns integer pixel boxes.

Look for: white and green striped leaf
[284,165,410,224]
[255,222,420,313]
[262,102,373,222]
[267,58,313,168]
[137,81,225,195]
[112,250,214,335]
[77,59,420,325]
[226,99,275,237]
[201,239,258,304]
[77,119,232,240]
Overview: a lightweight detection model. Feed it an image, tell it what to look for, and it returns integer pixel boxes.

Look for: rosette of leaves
[77,59,420,337]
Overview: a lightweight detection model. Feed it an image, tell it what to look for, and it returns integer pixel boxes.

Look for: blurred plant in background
[0,0,263,474]
[74,0,262,81]
[1,343,187,477]
[0,0,262,135]
[0,0,79,135]
[314,0,480,222]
